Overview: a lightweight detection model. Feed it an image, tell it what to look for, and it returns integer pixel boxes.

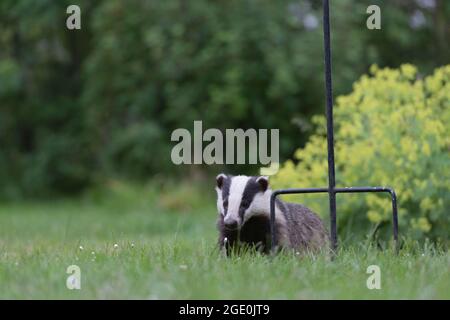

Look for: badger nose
[224,217,238,229]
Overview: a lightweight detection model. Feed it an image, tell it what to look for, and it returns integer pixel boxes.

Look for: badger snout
[224,216,239,230]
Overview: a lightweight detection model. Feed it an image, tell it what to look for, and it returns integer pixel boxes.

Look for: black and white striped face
[215,174,270,229]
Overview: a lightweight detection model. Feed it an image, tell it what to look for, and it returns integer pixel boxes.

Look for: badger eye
[240,200,249,208]
[223,200,228,209]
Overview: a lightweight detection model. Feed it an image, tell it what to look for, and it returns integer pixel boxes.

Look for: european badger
[215,174,328,254]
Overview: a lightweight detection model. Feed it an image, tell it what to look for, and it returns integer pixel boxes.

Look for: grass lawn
[0,182,448,299]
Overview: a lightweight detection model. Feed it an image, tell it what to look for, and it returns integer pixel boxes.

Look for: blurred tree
[0,0,97,197]
[0,0,448,197]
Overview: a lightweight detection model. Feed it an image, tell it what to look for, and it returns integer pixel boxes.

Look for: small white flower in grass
[421,253,425,257]
[179,264,188,270]
[114,244,119,249]
[91,251,95,255]
[131,243,135,248]
[79,245,84,251]
[295,251,300,256]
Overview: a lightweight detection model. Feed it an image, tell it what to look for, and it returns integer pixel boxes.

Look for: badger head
[215,174,270,230]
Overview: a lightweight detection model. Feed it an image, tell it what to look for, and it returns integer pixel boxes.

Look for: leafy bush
[273,65,450,242]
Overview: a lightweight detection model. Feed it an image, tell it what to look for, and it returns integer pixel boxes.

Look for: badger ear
[216,173,227,189]
[256,176,269,192]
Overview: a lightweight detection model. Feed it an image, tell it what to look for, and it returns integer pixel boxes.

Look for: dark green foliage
[0,0,448,197]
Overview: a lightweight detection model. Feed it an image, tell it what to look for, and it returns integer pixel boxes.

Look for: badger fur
[215,174,328,254]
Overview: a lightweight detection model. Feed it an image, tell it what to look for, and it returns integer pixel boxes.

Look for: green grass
[0,182,448,299]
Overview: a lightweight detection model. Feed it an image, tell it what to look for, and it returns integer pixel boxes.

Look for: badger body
[215,174,328,254]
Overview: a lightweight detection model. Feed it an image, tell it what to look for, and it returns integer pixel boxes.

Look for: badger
[215,174,329,255]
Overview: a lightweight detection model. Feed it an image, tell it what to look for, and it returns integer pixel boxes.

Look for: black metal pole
[323,0,338,251]
[390,189,399,252]
[270,191,277,252]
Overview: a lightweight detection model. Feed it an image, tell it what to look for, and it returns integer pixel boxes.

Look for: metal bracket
[270,187,399,253]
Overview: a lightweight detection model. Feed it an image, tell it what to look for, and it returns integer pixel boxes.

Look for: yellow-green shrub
[273,65,450,241]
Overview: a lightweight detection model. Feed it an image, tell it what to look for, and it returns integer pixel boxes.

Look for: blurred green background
[0,1,449,299]
[0,0,448,198]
